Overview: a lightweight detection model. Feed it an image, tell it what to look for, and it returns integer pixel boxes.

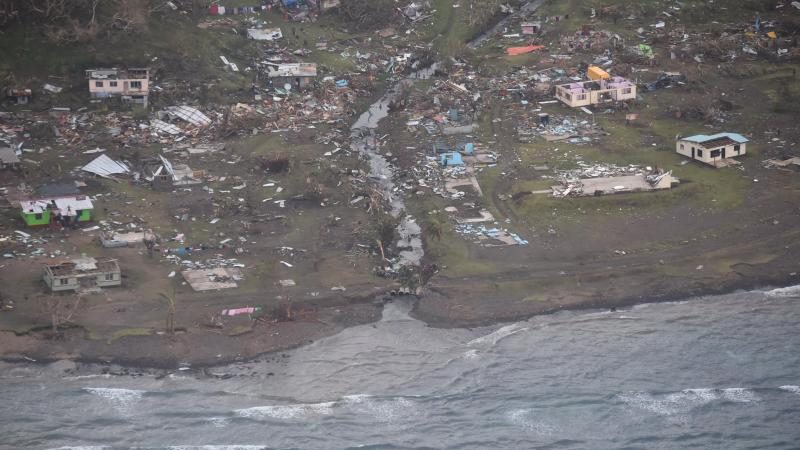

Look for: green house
[20,196,93,227]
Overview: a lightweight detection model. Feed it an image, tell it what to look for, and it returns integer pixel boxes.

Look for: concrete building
[676,132,748,167]
[43,256,121,292]
[555,76,636,108]
[85,68,150,106]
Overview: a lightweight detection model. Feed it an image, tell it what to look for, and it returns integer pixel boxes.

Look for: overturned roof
[82,154,130,178]
[682,133,749,147]
[0,147,20,164]
[165,106,213,127]
[247,28,283,41]
[267,63,318,78]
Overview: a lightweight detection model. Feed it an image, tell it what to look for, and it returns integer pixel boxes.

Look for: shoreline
[2,273,798,372]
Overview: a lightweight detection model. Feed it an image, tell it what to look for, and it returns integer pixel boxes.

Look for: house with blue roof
[676,132,748,167]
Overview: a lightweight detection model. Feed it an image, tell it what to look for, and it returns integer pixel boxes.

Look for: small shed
[676,132,749,167]
[0,147,20,169]
[5,88,32,105]
[521,21,541,35]
[440,152,464,167]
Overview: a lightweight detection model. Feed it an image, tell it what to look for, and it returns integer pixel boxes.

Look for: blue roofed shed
[440,152,464,166]
[676,132,749,167]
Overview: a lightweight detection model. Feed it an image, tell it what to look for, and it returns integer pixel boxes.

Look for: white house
[676,132,748,167]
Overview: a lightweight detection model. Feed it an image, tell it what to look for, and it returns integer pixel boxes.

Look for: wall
[21,210,50,226]
[88,77,149,96]
[96,272,122,287]
[43,270,78,292]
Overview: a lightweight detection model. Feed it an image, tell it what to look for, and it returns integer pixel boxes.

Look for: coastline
[2,269,798,372]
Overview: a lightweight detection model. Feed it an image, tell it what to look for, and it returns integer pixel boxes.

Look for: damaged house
[86,68,150,107]
[676,133,748,167]
[144,155,204,191]
[5,88,32,105]
[20,196,93,227]
[265,63,318,90]
[555,76,636,108]
[43,256,121,292]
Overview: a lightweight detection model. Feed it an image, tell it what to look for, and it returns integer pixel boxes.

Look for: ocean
[1,286,799,449]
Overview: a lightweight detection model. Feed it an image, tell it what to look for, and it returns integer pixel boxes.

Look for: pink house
[85,68,150,107]
[555,76,636,108]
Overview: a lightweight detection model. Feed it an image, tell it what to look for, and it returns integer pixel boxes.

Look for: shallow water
[1,288,799,449]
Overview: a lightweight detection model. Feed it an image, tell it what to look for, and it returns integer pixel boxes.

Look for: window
[34,213,42,220]
[710,149,721,158]
[622,88,632,94]
[95,81,104,88]
[130,81,142,89]
[680,144,684,150]
[59,278,69,285]
[578,94,587,100]
[109,81,118,87]
[697,149,703,157]
[104,273,115,281]
[734,144,741,152]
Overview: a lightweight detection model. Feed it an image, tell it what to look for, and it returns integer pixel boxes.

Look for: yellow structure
[587,66,610,81]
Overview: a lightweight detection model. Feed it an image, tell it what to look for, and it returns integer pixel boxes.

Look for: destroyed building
[266,63,318,90]
[43,256,121,292]
[20,196,93,227]
[676,133,748,167]
[5,88,32,105]
[85,68,150,107]
[555,76,636,108]
[0,146,20,169]
[521,21,542,35]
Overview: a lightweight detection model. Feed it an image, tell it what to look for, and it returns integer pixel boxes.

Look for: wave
[618,387,760,416]
[341,394,416,422]
[779,385,800,394]
[83,387,145,413]
[467,324,528,346]
[764,285,800,298]
[506,408,558,435]
[234,402,335,420]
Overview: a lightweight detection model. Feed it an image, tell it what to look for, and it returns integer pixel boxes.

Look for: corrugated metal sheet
[166,106,212,127]
[82,154,130,178]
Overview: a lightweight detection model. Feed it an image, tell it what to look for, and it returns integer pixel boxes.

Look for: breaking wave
[467,324,528,346]
[83,387,145,414]
[779,385,800,394]
[234,402,335,420]
[618,387,759,416]
[764,285,800,298]
[341,394,416,422]
[506,408,558,435]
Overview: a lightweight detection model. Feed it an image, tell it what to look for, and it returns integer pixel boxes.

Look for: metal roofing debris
[150,119,182,135]
[182,268,242,291]
[0,147,20,164]
[165,106,213,127]
[267,63,318,78]
[82,154,130,178]
[247,28,283,41]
